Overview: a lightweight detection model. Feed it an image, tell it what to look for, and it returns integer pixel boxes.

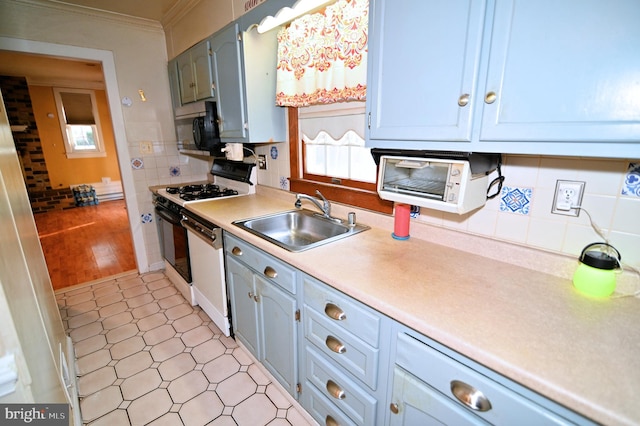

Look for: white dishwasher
[182,210,231,337]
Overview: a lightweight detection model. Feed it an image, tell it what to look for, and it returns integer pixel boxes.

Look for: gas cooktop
[166,183,239,201]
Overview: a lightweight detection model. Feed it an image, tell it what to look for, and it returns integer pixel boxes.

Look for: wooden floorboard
[34,199,137,290]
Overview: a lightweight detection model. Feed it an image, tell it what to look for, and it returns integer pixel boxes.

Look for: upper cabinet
[176,39,215,104]
[366,0,640,158]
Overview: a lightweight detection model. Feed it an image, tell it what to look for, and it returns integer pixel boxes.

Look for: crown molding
[161,0,202,29]
[8,0,164,32]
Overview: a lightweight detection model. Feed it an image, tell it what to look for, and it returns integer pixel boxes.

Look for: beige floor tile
[146,412,183,426]
[216,372,257,406]
[115,351,153,378]
[164,303,194,320]
[92,283,120,299]
[145,277,172,291]
[105,323,139,344]
[137,312,168,332]
[247,364,271,387]
[67,310,99,329]
[65,290,95,306]
[77,366,117,396]
[141,272,166,283]
[94,291,124,307]
[66,300,98,315]
[172,313,203,333]
[118,276,145,290]
[85,408,129,426]
[101,311,133,330]
[179,391,224,426]
[127,388,172,425]
[143,324,176,346]
[285,407,315,426]
[266,383,293,409]
[232,393,278,425]
[69,322,103,343]
[158,294,184,309]
[120,368,163,400]
[181,325,214,347]
[167,370,208,403]
[74,334,107,358]
[131,301,161,319]
[76,349,111,376]
[150,337,185,362]
[98,301,128,318]
[151,285,177,300]
[127,293,155,309]
[158,353,195,381]
[232,347,253,366]
[110,335,146,360]
[122,285,149,299]
[79,386,123,423]
[63,285,94,297]
[191,339,226,364]
[203,354,240,383]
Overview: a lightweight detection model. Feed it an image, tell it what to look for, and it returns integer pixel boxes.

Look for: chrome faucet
[295,190,332,219]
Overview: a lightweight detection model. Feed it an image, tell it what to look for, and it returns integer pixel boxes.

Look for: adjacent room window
[53,88,106,158]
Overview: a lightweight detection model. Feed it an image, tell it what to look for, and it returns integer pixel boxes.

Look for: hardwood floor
[34,199,137,290]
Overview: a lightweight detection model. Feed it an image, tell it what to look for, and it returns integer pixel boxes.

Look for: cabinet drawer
[302,379,358,426]
[305,307,379,389]
[303,275,380,347]
[396,333,572,425]
[304,346,377,426]
[224,233,296,294]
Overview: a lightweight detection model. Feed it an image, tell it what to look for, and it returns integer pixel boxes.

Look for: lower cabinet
[224,233,298,397]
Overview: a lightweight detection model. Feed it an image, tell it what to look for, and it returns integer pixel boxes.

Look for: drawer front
[301,379,358,426]
[224,233,296,294]
[396,333,571,425]
[303,275,380,347]
[305,307,379,389]
[304,345,377,425]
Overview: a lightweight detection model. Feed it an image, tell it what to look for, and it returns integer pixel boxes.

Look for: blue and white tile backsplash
[500,186,533,215]
[622,162,640,197]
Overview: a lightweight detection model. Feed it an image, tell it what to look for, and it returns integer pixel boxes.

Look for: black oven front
[154,195,191,283]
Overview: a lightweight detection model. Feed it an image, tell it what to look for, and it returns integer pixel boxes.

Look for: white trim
[0,36,149,273]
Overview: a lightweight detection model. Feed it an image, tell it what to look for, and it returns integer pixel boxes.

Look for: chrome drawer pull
[325,415,339,426]
[326,379,345,400]
[324,303,346,321]
[232,246,242,256]
[450,380,492,412]
[264,266,278,279]
[325,335,346,354]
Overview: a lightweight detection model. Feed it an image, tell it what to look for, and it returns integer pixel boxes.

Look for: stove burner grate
[165,184,239,200]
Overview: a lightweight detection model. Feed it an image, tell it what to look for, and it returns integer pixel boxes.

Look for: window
[53,88,106,158]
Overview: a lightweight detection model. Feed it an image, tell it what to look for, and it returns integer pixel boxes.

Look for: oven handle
[154,206,182,226]
[181,215,223,250]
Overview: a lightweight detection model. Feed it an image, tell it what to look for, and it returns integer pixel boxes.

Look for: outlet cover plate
[552,180,585,216]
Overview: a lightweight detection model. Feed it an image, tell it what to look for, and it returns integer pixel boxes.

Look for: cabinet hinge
[367,112,371,129]
[295,309,300,322]
[296,383,302,394]
[237,32,242,42]
[208,48,212,57]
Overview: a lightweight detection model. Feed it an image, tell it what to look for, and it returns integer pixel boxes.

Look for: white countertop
[179,187,640,426]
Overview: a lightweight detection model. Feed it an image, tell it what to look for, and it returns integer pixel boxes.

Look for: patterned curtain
[275,0,368,107]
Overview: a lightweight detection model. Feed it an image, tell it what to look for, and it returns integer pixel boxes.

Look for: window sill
[289,178,393,214]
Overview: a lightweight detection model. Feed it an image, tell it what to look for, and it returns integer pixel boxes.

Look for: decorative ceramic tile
[279,176,289,190]
[500,186,532,215]
[621,162,640,197]
[131,157,144,170]
[270,146,278,159]
[141,212,153,224]
[169,165,181,177]
[410,205,420,218]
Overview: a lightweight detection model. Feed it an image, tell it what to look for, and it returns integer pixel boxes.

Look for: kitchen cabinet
[176,39,214,105]
[209,22,286,143]
[366,0,640,158]
[224,233,299,397]
[388,328,595,425]
[300,274,391,425]
[168,60,181,109]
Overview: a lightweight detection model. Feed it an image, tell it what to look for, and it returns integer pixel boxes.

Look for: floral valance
[275,0,368,107]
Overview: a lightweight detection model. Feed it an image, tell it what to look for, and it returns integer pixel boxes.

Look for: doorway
[0,52,138,290]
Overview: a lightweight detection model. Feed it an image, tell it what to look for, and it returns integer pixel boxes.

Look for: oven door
[155,205,192,283]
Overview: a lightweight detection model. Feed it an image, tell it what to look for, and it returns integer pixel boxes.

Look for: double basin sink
[233,209,369,252]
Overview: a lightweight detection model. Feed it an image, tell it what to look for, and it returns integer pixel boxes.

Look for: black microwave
[176,100,222,156]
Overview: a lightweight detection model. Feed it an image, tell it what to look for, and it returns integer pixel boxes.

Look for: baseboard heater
[70,181,123,201]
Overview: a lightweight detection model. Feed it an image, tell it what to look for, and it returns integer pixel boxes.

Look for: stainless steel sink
[232,209,369,252]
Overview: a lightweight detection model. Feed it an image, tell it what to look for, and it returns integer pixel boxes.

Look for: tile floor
[56,271,315,426]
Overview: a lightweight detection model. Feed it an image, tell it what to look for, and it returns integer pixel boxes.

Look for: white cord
[243,146,258,163]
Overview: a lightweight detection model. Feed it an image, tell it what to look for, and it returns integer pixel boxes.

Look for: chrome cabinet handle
[450,380,492,412]
[326,379,345,400]
[324,303,346,321]
[232,246,242,256]
[458,93,470,107]
[325,415,339,426]
[484,91,497,104]
[389,402,399,414]
[325,335,346,354]
[264,266,277,279]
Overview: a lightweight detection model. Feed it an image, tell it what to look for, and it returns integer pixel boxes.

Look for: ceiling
[45,0,184,22]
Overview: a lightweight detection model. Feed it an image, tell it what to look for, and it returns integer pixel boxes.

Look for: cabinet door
[168,60,181,109]
[192,41,214,101]
[257,274,298,397]
[480,0,640,146]
[389,366,487,426]
[210,23,248,140]
[366,0,486,145]
[177,52,196,104]
[226,256,260,358]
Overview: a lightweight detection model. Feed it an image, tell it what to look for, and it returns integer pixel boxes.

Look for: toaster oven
[371,150,501,214]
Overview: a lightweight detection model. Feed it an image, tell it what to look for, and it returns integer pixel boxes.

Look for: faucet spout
[295,190,332,219]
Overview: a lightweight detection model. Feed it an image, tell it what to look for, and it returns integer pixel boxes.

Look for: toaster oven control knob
[450,168,461,176]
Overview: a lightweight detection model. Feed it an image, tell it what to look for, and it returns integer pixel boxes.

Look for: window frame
[287,107,393,214]
[53,88,106,159]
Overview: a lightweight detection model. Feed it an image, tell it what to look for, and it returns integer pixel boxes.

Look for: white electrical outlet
[552,180,585,216]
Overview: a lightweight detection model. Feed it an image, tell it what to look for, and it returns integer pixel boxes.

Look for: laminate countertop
[181,187,640,426]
